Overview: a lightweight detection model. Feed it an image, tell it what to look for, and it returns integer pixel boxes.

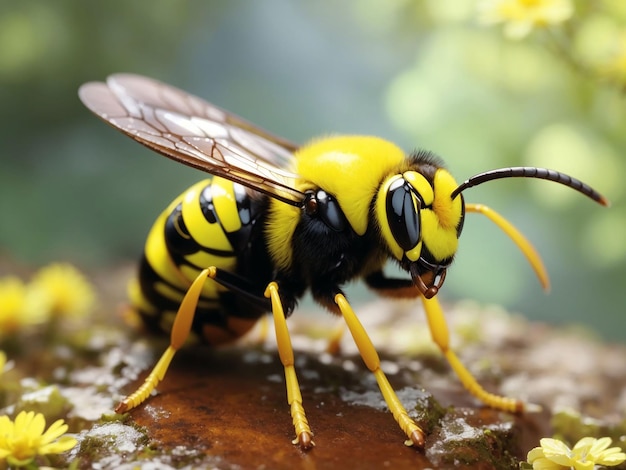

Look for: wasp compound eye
[316,190,348,232]
[304,189,348,232]
[386,178,422,252]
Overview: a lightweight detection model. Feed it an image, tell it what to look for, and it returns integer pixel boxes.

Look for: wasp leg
[365,271,420,299]
[365,270,420,299]
[324,269,416,354]
[264,282,315,450]
[366,270,530,414]
[116,267,215,413]
[421,295,524,413]
[334,293,425,448]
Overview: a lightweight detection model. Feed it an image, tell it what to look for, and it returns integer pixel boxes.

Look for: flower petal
[543,454,573,466]
[540,438,573,466]
[527,446,545,463]
[572,461,594,470]
[531,456,567,470]
[13,411,35,434]
[30,412,47,437]
[587,436,611,455]
[0,411,77,463]
[573,436,597,452]
[596,449,626,466]
[38,436,78,455]
[540,438,572,459]
[40,419,69,444]
[0,415,13,433]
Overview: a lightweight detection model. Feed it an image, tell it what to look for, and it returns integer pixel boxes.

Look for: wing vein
[78,74,306,207]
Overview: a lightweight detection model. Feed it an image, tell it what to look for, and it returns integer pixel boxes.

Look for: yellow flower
[527,436,626,469]
[0,411,77,467]
[0,277,47,334]
[0,350,5,377]
[29,263,95,319]
[478,0,574,39]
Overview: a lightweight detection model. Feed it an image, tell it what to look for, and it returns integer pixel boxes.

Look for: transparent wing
[78,73,305,206]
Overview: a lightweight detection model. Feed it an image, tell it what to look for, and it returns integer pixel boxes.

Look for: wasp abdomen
[129,177,269,345]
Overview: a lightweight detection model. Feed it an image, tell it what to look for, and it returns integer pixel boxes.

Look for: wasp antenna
[451,167,610,206]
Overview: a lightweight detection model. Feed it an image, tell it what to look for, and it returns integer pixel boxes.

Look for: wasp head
[376,162,465,299]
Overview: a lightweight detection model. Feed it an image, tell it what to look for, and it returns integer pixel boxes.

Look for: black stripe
[165,201,234,259]
[199,183,218,224]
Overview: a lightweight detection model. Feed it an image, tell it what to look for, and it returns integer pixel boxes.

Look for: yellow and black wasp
[79,74,608,449]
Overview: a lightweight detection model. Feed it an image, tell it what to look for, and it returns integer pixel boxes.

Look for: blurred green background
[0,1,624,340]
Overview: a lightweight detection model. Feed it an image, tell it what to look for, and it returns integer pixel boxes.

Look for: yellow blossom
[0,350,5,377]
[478,0,574,39]
[0,411,77,467]
[527,436,626,470]
[0,276,47,335]
[29,263,95,319]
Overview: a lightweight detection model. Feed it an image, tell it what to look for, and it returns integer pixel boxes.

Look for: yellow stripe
[139,178,251,330]
[185,251,236,272]
[154,281,187,303]
[212,177,242,233]
[182,180,233,252]
[127,279,158,316]
[145,211,189,289]
[179,263,223,299]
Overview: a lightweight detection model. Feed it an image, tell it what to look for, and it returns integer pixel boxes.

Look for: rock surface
[2,273,625,470]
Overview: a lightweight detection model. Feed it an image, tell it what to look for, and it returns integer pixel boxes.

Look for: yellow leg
[116,267,215,413]
[421,295,523,413]
[264,282,314,450]
[335,294,425,448]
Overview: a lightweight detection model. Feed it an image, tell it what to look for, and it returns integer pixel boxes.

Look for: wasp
[79,74,608,449]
